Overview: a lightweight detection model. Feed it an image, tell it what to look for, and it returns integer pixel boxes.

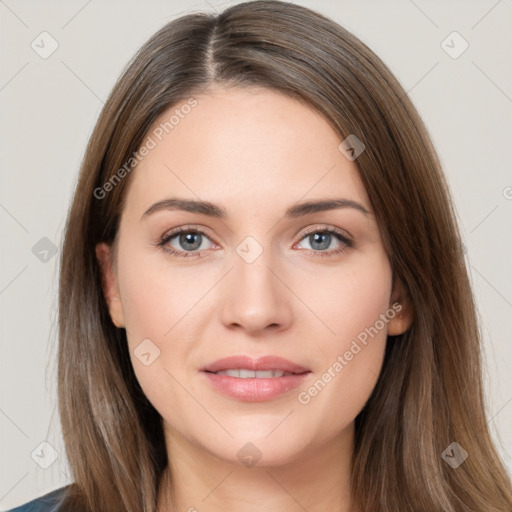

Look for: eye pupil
[310,232,331,250]
[180,232,202,251]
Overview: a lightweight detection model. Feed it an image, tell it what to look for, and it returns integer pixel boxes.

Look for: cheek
[299,249,393,355]
[114,240,183,392]
[116,234,189,339]
[295,252,392,423]
[121,274,170,340]
[118,269,192,422]
[114,237,220,410]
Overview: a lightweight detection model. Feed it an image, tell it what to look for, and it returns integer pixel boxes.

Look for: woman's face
[97,85,410,467]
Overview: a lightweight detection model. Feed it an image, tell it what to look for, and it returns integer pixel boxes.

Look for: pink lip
[200,355,311,402]
[200,355,310,373]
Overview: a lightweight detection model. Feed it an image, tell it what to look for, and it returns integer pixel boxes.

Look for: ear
[387,275,414,336]
[95,242,125,328]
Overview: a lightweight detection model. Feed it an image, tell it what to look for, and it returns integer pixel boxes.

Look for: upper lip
[201,355,310,374]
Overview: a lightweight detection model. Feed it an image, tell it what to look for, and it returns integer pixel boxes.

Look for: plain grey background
[1,0,511,509]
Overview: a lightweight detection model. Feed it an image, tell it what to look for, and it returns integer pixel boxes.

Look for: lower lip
[201,371,311,401]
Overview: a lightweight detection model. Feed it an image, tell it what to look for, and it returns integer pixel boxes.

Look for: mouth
[200,355,310,374]
[205,369,301,378]
[200,355,311,401]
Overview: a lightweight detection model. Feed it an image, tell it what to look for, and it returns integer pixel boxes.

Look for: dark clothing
[6,486,69,512]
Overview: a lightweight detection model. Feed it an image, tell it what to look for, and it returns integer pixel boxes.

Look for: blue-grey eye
[308,232,332,250]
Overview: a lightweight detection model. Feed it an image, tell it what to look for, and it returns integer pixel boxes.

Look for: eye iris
[310,232,331,250]
[180,232,202,251]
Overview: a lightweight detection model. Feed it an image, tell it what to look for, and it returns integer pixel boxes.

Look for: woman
[9,1,512,511]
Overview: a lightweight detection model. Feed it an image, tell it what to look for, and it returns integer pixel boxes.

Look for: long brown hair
[57,1,512,510]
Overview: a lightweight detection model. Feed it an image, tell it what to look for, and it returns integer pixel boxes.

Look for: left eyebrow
[285,199,370,217]
[141,197,371,220]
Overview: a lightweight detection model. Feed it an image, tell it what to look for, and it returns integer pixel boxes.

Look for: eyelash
[156,225,354,259]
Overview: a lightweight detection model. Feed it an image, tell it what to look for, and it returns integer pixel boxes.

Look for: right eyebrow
[141,198,226,219]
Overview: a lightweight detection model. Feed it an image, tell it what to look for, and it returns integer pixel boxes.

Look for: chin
[201,429,312,469]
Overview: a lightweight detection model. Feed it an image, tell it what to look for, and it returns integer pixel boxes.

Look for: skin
[96,85,413,512]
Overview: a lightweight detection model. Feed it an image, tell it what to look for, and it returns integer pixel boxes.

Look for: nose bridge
[218,234,292,333]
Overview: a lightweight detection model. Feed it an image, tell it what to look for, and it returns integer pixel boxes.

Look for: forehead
[123,86,370,217]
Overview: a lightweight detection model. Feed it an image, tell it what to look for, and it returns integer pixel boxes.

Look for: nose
[218,244,294,336]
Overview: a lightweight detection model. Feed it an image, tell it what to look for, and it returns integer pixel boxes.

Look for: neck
[157,422,358,512]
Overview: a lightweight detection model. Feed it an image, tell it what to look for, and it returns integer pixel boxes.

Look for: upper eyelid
[161,224,352,247]
[163,225,216,243]
[299,224,352,239]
